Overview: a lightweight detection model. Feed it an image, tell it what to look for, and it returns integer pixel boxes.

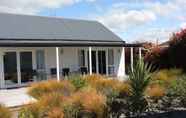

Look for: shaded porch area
[0,44,142,89]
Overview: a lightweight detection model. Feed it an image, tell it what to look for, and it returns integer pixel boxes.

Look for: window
[108,49,114,65]
[36,50,45,70]
[108,49,115,75]
[78,50,85,67]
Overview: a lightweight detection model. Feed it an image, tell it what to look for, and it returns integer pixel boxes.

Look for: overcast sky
[0,0,185,43]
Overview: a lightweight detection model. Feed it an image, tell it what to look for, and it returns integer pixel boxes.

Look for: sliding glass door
[3,52,18,86]
[36,50,46,81]
[98,51,106,74]
[20,52,33,83]
[87,51,97,73]
[87,50,106,75]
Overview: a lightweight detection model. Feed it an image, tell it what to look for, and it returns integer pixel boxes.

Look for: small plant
[128,59,153,116]
[0,104,11,118]
[28,80,75,99]
[69,75,87,90]
[18,107,34,118]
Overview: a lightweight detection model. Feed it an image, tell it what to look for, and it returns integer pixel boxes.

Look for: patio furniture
[32,69,37,76]
[80,67,88,75]
[50,68,57,75]
[62,68,70,77]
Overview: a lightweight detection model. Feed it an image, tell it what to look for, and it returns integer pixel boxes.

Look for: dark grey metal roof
[0,13,125,46]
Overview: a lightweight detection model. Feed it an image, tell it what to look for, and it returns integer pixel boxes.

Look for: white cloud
[92,0,185,43]
[133,28,176,43]
[180,22,186,29]
[96,8,156,32]
[0,0,96,14]
[149,2,179,16]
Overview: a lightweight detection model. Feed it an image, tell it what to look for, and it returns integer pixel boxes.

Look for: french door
[3,51,33,88]
[98,51,106,74]
[87,51,96,73]
[20,52,33,84]
[3,52,18,87]
[87,50,106,75]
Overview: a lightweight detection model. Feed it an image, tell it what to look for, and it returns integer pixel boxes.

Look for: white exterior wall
[60,47,79,72]
[45,47,79,74]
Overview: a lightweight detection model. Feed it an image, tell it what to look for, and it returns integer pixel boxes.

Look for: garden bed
[2,60,186,118]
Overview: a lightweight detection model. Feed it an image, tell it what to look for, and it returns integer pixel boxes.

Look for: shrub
[167,76,186,106]
[152,69,183,88]
[62,87,107,118]
[28,80,75,99]
[84,74,131,117]
[21,85,107,118]
[78,88,107,118]
[0,104,11,118]
[19,93,65,118]
[128,59,153,116]
[85,74,130,97]
[69,75,87,90]
[145,28,186,71]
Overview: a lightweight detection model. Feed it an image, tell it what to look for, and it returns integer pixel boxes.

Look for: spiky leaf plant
[128,59,153,116]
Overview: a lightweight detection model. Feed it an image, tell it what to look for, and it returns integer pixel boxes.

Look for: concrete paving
[0,87,35,108]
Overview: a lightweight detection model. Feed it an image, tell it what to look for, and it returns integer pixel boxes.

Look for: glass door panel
[20,52,33,83]
[3,52,18,86]
[92,51,97,73]
[36,50,47,81]
[98,51,106,74]
[87,51,97,74]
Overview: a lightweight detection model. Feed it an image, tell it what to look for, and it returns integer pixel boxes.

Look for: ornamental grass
[84,74,130,96]
[28,80,75,99]
[0,104,11,118]
[146,84,165,99]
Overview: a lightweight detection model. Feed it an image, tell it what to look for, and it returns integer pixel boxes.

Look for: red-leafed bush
[145,28,186,71]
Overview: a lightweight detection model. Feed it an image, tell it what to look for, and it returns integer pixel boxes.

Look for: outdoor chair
[80,67,88,75]
[62,68,70,77]
[50,68,57,75]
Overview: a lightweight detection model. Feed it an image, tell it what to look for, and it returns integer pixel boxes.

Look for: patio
[0,87,35,108]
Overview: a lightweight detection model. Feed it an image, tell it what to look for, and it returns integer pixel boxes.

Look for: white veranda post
[89,46,92,75]
[123,47,126,76]
[130,47,134,72]
[117,47,126,78]
[139,47,142,60]
[56,47,60,81]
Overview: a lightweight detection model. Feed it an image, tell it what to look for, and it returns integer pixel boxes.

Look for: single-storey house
[0,13,142,89]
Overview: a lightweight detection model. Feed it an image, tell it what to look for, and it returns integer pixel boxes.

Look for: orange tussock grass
[85,74,130,95]
[47,107,64,118]
[0,104,11,118]
[146,84,165,99]
[28,80,75,99]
